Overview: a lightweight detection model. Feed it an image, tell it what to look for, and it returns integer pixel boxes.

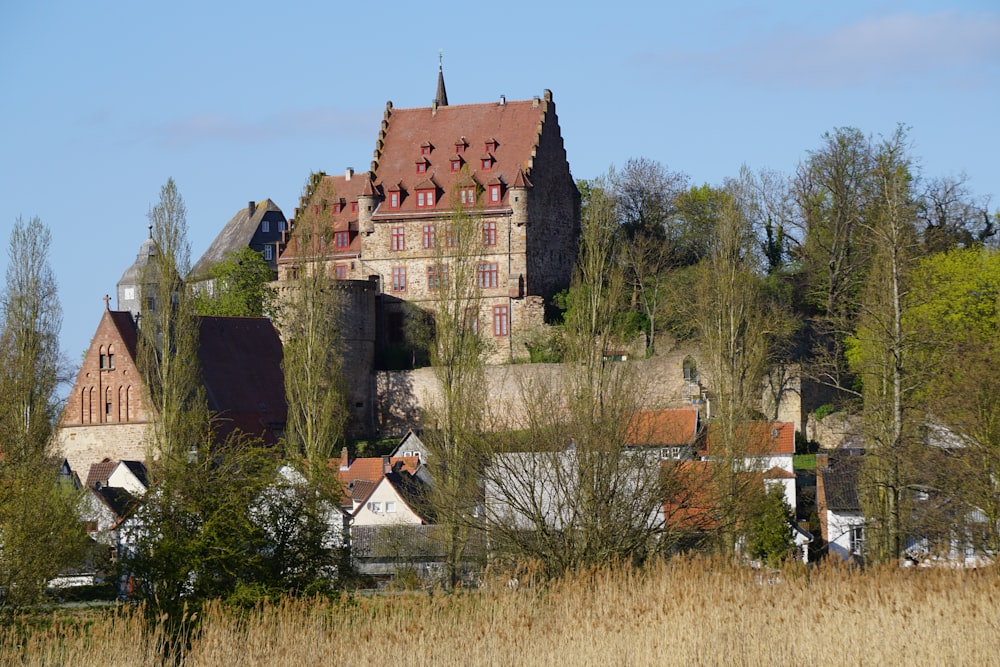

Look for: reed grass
[4,558,999,666]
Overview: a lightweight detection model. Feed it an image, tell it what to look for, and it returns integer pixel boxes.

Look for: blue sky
[2,1,998,365]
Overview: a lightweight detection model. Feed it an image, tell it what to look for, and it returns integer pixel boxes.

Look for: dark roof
[108,310,139,359]
[95,486,138,519]
[190,199,284,279]
[120,460,149,487]
[117,236,160,288]
[197,316,287,440]
[821,456,863,512]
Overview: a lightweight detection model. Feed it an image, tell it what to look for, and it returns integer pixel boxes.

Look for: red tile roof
[371,97,546,216]
[333,455,421,506]
[85,458,118,489]
[279,172,368,264]
[662,460,764,532]
[702,422,795,457]
[625,409,699,446]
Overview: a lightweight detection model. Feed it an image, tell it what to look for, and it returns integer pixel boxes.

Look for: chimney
[382,455,391,475]
[499,94,506,106]
[339,447,349,471]
[248,200,256,217]
[345,167,354,181]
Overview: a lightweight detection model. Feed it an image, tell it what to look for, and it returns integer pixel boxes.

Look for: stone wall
[56,422,151,477]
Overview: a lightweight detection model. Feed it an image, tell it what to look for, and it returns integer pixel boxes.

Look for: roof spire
[434,50,448,107]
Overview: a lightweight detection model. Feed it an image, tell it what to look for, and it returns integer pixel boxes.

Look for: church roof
[117,234,159,289]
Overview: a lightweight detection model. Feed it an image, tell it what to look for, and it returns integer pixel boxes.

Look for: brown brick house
[277,74,580,364]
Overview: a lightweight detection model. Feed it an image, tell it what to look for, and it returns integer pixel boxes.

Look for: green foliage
[746,485,794,565]
[0,216,88,614]
[192,247,277,318]
[814,404,835,420]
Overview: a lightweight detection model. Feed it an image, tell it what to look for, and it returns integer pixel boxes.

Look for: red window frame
[493,305,509,337]
[389,191,400,209]
[391,266,407,292]
[455,143,465,154]
[461,186,476,205]
[451,159,461,172]
[333,202,343,214]
[421,144,431,156]
[422,224,436,249]
[483,220,496,246]
[485,140,497,153]
[481,158,492,170]
[477,262,499,288]
[391,226,405,251]
[334,264,347,279]
[334,231,349,249]
[427,264,449,290]
[489,185,501,203]
[351,201,359,213]
[416,190,435,208]
[416,161,427,174]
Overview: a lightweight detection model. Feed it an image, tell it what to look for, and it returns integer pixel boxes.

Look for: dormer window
[388,190,401,209]
[489,184,501,203]
[460,186,476,206]
[481,155,493,170]
[333,201,343,214]
[484,138,498,153]
[351,201,358,213]
[416,158,428,174]
[416,189,435,208]
[420,141,433,156]
[451,157,463,172]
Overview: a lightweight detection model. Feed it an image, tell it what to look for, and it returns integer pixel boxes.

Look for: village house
[189,198,288,285]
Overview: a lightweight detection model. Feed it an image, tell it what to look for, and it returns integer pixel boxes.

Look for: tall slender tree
[0,216,86,613]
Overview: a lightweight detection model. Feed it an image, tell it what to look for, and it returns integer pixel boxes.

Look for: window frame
[483,220,497,246]
[493,304,509,337]
[389,191,400,209]
[422,224,436,249]
[427,263,449,291]
[489,184,501,203]
[477,262,499,288]
[334,231,350,249]
[391,266,407,292]
[261,219,270,233]
[264,245,273,261]
[390,226,406,251]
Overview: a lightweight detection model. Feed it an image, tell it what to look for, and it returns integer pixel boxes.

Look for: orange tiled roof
[85,458,118,489]
[662,460,764,531]
[702,422,795,457]
[279,172,369,264]
[625,409,699,446]
[371,97,546,217]
[333,455,421,506]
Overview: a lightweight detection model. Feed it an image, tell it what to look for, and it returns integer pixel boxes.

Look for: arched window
[105,387,113,421]
[126,386,133,421]
[118,385,126,422]
[683,356,698,383]
[80,388,86,423]
[87,387,95,424]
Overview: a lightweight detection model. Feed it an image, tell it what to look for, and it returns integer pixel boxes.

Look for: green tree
[746,485,794,565]
[0,216,87,614]
[279,183,348,475]
[192,247,277,318]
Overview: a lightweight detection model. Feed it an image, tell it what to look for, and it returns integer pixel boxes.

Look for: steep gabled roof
[85,458,118,489]
[821,456,863,513]
[190,199,284,279]
[197,316,286,441]
[371,94,552,215]
[94,486,138,519]
[108,309,140,359]
[279,173,368,264]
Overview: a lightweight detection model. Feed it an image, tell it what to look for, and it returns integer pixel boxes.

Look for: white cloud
[640,11,1000,90]
[154,107,375,146]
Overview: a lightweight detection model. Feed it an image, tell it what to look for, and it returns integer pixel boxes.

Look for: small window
[421,143,432,156]
[391,266,407,292]
[451,159,461,172]
[485,139,497,152]
[391,227,405,251]
[108,353,115,370]
[455,141,466,154]
[443,223,455,248]
[334,264,347,280]
[385,501,397,513]
[477,262,499,288]
[333,202,343,214]
[461,186,476,205]
[850,525,865,558]
[490,185,501,202]
[261,219,270,233]
[416,161,427,174]
[352,202,359,213]
[416,190,435,208]
[264,245,273,261]
[279,219,287,232]
[422,225,436,249]
[389,191,400,208]
[493,305,509,337]
[482,158,493,170]
[368,501,382,513]
[100,354,108,370]
[335,231,349,248]
[483,220,496,246]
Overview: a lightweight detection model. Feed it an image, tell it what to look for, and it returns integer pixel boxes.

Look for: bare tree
[918,174,995,253]
[0,216,87,613]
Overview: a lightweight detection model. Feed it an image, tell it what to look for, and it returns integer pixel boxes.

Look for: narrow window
[385,501,396,513]
[444,223,455,247]
[422,225,436,249]
[264,245,273,261]
[389,192,400,208]
[391,227,406,251]
[490,185,501,202]
[465,308,479,334]
[483,220,497,246]
[261,219,270,233]
[335,231,349,248]
[493,305,509,336]
[335,264,347,279]
[416,161,427,174]
[417,191,426,207]
[352,201,358,213]
[333,202,343,213]
[392,266,407,292]
[451,159,461,172]
[482,158,492,170]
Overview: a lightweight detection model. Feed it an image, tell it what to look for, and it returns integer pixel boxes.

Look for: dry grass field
[4,558,999,666]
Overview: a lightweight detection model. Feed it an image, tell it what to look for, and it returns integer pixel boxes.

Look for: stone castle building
[277,68,580,366]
